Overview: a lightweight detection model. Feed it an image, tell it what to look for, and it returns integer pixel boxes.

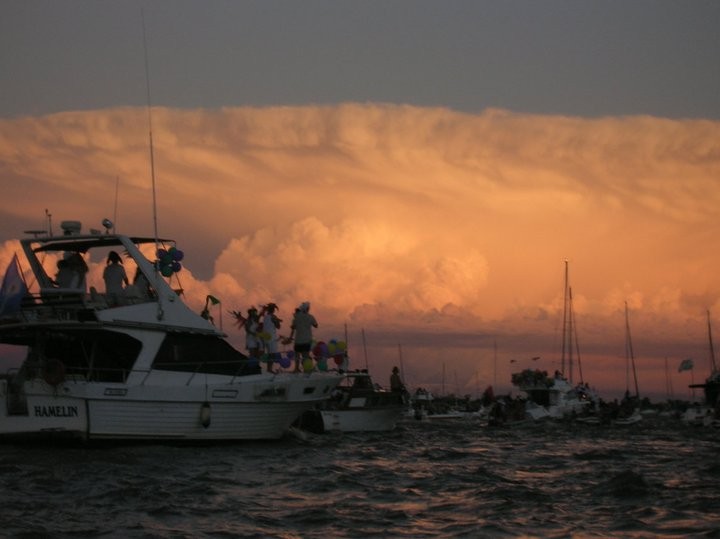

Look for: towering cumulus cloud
[1,105,719,397]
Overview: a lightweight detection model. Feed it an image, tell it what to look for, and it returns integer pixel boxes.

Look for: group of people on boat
[231,301,319,373]
[51,250,153,306]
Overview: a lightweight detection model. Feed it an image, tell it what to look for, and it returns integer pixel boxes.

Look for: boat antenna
[141,9,163,320]
[142,10,159,244]
[113,175,119,233]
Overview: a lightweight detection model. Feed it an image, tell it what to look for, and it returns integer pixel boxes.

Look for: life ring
[43,359,66,386]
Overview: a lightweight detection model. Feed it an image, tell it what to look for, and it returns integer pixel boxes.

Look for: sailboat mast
[442,362,446,396]
[625,301,640,397]
[361,328,369,370]
[493,338,498,388]
[707,310,717,374]
[570,286,583,384]
[568,285,574,384]
[560,260,569,377]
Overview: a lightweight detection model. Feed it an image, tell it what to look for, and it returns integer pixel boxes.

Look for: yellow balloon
[302,358,314,373]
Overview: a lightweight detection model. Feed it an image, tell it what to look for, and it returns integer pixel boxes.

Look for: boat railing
[143,359,262,385]
[10,288,158,323]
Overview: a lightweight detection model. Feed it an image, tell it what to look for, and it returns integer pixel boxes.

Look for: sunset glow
[1,105,719,400]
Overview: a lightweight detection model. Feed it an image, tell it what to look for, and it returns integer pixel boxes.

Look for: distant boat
[511,261,597,420]
[296,370,406,433]
[684,310,720,427]
[613,408,643,426]
[616,301,643,425]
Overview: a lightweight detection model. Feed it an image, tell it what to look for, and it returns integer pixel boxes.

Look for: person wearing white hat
[288,302,318,372]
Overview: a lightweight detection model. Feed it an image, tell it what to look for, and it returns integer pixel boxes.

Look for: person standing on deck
[103,251,129,305]
[390,366,405,393]
[287,302,318,372]
[259,302,282,373]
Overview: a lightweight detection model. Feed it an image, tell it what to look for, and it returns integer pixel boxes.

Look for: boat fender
[43,359,66,386]
[200,401,211,428]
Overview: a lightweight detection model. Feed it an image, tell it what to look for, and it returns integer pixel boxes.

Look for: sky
[1,1,720,401]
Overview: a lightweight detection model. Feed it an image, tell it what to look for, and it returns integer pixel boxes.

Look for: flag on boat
[0,254,28,316]
[678,358,694,372]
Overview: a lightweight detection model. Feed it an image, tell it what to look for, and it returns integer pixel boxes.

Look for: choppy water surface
[1,418,719,538]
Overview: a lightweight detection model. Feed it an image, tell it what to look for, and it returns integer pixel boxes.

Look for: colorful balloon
[302,358,314,373]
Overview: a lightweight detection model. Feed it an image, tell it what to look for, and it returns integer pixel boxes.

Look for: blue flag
[0,254,28,316]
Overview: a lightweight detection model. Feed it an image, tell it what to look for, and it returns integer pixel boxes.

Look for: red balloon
[312,341,328,358]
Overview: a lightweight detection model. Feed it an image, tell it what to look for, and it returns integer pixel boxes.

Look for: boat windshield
[152,333,260,376]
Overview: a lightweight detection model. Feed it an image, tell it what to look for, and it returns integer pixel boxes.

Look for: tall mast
[560,260,569,377]
[707,310,717,374]
[625,301,640,398]
[570,286,583,384]
[141,10,164,320]
[142,10,159,244]
[361,328,369,370]
[493,337,498,389]
[567,285,574,383]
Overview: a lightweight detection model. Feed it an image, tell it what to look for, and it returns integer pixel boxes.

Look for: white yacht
[0,220,342,442]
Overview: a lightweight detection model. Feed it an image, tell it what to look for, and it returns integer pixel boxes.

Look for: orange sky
[1,105,719,400]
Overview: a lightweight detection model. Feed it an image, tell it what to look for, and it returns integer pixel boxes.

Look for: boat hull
[0,373,341,442]
[320,406,404,433]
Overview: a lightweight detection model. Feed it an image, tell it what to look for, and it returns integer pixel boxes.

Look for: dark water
[1,418,719,538]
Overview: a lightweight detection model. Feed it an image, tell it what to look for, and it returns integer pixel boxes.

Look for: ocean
[1,416,718,538]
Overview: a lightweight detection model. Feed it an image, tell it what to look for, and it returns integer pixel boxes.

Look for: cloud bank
[1,105,719,399]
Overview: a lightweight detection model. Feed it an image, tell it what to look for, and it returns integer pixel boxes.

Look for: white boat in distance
[512,369,592,420]
[297,370,406,433]
[511,262,597,420]
[0,221,342,442]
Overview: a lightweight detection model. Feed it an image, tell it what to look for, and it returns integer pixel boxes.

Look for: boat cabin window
[152,334,260,376]
[21,330,140,383]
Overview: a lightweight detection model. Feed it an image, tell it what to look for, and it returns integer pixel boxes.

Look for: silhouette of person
[103,251,129,305]
[390,366,405,393]
[259,303,282,373]
[289,302,318,372]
